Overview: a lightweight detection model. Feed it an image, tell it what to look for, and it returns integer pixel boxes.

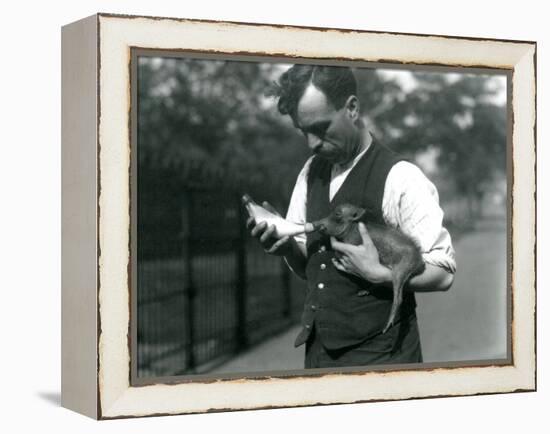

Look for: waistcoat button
[317,283,325,289]
[320,263,326,270]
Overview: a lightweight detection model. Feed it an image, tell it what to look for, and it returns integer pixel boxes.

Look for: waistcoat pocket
[354,324,399,354]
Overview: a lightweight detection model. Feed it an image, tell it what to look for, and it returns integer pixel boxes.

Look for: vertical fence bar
[183,190,196,372]
[235,194,248,350]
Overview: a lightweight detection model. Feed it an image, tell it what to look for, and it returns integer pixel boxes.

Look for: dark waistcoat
[294,139,417,349]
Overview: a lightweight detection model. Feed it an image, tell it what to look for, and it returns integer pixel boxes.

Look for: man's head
[269,65,363,165]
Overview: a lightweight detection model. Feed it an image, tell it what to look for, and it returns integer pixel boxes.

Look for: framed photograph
[61,13,536,419]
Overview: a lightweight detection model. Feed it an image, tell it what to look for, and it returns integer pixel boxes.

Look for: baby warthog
[312,203,425,333]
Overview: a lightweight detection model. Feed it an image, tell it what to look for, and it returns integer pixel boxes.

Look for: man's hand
[247,201,291,256]
[330,222,391,284]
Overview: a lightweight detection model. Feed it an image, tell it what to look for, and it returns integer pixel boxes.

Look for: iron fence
[137,187,305,378]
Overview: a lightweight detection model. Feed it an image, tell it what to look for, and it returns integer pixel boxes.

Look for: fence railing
[136,188,305,378]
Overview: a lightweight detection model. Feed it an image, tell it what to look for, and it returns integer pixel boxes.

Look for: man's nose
[307,133,323,152]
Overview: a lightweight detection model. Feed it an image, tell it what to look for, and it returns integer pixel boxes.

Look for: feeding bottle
[242,194,315,238]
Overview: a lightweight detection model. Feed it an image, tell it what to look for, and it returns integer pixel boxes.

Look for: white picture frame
[61,13,536,419]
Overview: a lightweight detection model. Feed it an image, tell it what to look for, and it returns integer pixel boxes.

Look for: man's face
[295,84,361,165]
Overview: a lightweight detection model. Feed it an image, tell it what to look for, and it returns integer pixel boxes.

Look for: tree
[138,59,506,222]
[138,57,309,205]
[365,71,506,219]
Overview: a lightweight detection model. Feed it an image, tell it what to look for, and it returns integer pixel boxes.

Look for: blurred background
[136,56,508,378]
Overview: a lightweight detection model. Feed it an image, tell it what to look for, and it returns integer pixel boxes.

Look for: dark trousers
[305,315,423,369]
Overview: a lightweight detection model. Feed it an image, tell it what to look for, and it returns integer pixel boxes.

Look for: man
[248,65,456,369]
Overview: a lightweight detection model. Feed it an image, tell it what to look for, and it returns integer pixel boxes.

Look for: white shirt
[285,145,457,273]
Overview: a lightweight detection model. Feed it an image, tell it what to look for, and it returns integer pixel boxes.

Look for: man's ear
[345,95,360,121]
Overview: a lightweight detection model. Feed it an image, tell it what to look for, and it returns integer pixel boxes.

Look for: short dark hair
[267,65,357,119]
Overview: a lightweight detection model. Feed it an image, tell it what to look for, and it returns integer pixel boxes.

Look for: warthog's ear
[352,208,366,221]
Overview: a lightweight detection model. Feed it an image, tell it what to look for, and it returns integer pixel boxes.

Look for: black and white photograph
[133,53,509,381]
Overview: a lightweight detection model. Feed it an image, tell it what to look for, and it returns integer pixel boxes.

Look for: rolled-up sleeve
[382,161,457,274]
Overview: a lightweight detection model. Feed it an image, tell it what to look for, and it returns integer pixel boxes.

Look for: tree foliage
[355,69,506,218]
[138,58,506,215]
[138,57,309,205]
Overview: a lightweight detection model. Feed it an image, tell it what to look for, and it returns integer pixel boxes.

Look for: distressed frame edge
[61,13,100,420]
[510,43,537,389]
[93,14,536,419]
[96,11,537,46]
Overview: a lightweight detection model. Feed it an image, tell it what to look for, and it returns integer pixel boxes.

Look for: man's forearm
[374,262,454,292]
